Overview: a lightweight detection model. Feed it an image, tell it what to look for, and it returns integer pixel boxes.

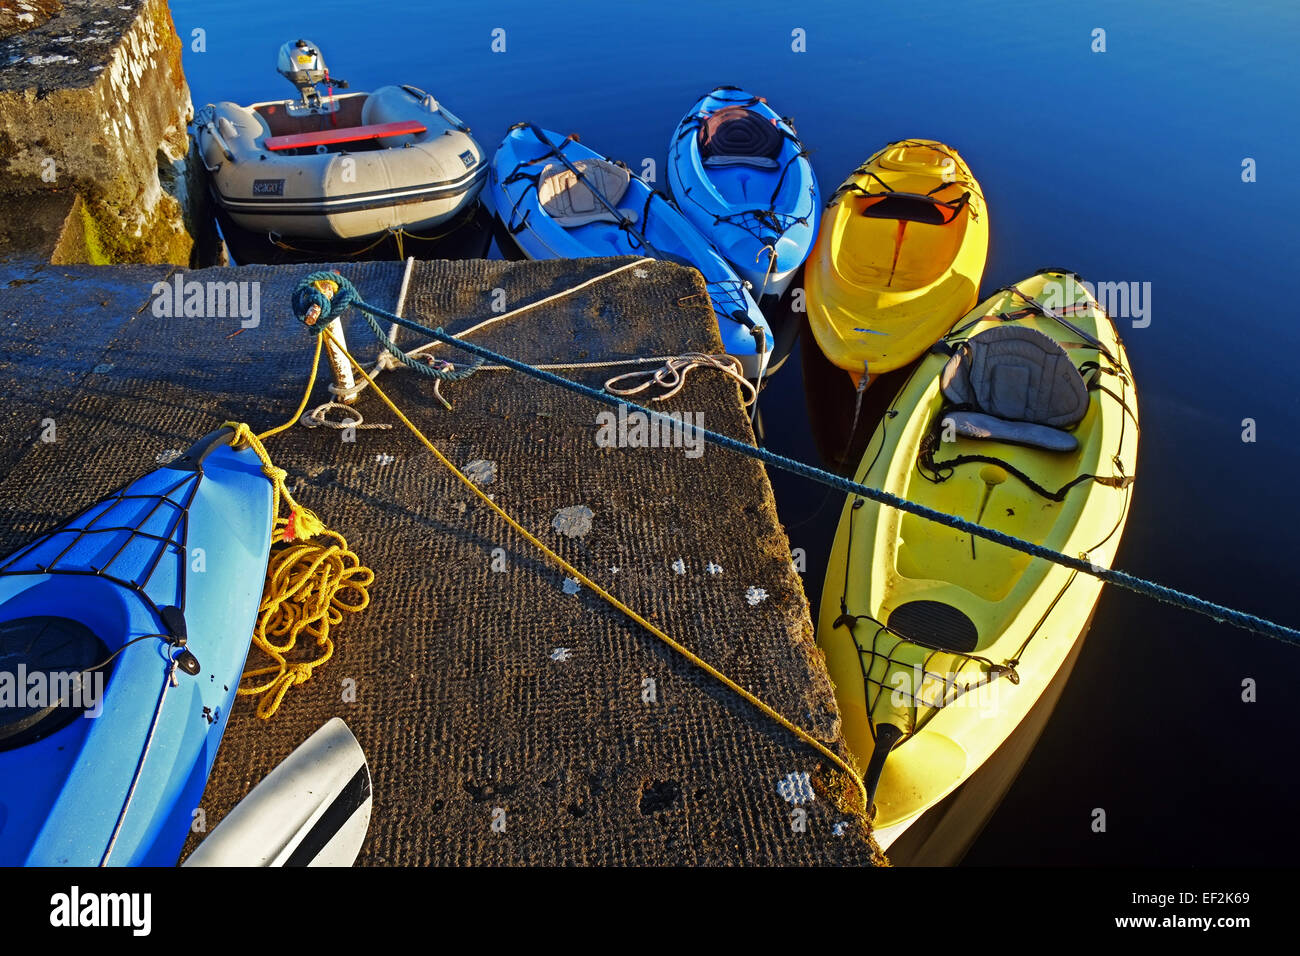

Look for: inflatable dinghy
[197,40,487,241]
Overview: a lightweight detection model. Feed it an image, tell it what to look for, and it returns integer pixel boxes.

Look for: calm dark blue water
[173,0,1300,864]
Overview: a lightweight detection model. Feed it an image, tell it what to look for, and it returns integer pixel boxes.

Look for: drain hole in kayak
[886,601,979,654]
[0,616,111,752]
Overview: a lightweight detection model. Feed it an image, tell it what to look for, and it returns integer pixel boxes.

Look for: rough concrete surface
[0,256,879,866]
[0,1,62,44]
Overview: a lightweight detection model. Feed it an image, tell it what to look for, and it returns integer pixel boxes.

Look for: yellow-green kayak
[817,270,1138,850]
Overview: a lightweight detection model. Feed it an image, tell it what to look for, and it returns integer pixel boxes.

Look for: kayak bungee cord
[290,271,1300,649]
[501,124,772,369]
[829,140,985,222]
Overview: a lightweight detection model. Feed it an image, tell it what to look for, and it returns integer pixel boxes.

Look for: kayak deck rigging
[0,467,200,625]
[492,123,771,374]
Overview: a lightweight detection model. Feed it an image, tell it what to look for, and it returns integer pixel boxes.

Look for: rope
[305,257,659,413]
[226,421,326,545]
[604,353,757,406]
[293,270,481,384]
[257,333,324,444]
[270,228,391,260]
[317,326,870,813]
[300,401,392,431]
[221,341,375,718]
[289,271,1300,648]
[238,520,373,720]
[269,206,480,260]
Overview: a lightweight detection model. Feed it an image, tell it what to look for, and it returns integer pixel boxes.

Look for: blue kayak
[0,428,273,866]
[489,122,775,378]
[667,87,820,300]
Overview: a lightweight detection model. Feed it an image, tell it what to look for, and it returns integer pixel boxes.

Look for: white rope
[604,353,757,407]
[300,400,392,431]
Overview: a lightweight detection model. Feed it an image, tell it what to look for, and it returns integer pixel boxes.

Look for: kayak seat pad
[942,410,1079,452]
[939,326,1090,452]
[699,106,783,170]
[538,159,634,228]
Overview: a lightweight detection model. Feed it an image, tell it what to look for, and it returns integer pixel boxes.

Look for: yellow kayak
[816,270,1138,851]
[806,140,988,384]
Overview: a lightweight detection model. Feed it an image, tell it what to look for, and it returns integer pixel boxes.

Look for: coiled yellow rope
[223,320,867,809]
[238,522,373,719]
[225,334,375,719]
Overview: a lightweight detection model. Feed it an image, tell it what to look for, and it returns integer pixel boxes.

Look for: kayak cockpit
[829,140,980,292]
[0,615,111,752]
[834,188,972,290]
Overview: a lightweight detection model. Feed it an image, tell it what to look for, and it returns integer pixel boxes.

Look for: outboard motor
[276,39,347,109]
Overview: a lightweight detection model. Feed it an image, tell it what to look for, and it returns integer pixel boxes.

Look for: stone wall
[0,0,198,263]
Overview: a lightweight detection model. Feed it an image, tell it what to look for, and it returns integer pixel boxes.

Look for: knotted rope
[224,336,374,719]
[288,270,1300,648]
[294,270,481,383]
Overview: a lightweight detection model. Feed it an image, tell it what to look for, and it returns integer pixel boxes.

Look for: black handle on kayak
[164,427,237,474]
[864,723,904,810]
[161,605,201,675]
[160,605,188,646]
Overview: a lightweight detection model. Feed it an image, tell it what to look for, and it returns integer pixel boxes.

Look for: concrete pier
[0,255,879,865]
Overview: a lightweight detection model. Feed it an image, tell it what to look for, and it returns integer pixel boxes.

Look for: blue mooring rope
[296,270,481,382]
[291,271,1300,647]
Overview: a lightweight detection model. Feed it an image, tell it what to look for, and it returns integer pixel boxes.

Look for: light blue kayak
[0,427,273,866]
[667,86,820,300]
[489,122,775,378]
